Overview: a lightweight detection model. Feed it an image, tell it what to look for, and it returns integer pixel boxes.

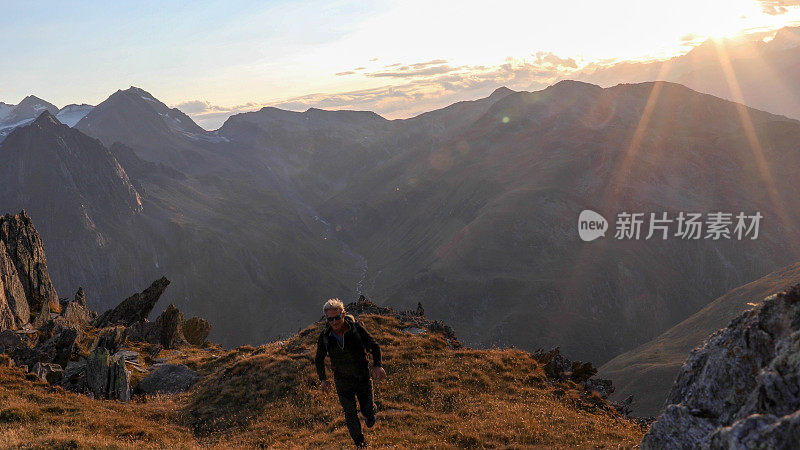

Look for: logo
[578,210,608,242]
[578,209,762,241]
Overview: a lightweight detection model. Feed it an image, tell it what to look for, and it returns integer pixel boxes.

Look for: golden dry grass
[0,315,646,448]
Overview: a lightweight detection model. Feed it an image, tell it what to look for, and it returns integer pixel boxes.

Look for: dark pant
[335,376,375,444]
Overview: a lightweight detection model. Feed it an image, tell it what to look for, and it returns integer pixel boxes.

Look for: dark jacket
[315,315,381,381]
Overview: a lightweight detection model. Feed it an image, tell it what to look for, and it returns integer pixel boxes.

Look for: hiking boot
[365,414,376,428]
[355,439,368,449]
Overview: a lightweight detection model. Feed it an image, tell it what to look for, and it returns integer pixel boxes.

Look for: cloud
[384,63,401,67]
[353,66,367,70]
[335,71,355,76]
[410,59,448,68]
[369,58,379,62]
[172,100,264,130]
[366,65,458,78]
[758,0,800,14]
[532,52,577,68]
[175,54,580,129]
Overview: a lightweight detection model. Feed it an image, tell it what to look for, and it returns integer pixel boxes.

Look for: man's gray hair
[323,298,345,314]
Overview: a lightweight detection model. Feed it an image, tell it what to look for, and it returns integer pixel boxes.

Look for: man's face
[325,308,345,332]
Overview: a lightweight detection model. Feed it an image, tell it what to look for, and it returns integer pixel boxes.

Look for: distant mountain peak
[32,110,61,128]
[489,86,515,98]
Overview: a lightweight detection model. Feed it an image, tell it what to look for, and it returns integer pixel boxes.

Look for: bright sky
[2,0,800,128]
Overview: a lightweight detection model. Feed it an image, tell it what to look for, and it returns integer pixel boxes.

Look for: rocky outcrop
[92,326,126,354]
[135,363,199,395]
[93,277,170,327]
[85,347,130,401]
[532,347,615,400]
[126,304,190,349]
[0,212,212,403]
[642,284,800,448]
[344,295,461,348]
[183,317,211,346]
[1,211,59,320]
[0,211,61,330]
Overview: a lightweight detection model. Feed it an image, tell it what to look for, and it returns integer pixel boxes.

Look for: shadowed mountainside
[599,261,800,416]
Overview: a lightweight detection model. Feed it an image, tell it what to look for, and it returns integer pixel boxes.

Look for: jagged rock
[74,286,86,307]
[584,378,614,399]
[642,284,800,448]
[570,361,597,383]
[11,345,48,369]
[112,350,140,364]
[83,347,128,400]
[92,326,126,354]
[708,410,800,448]
[32,361,63,384]
[62,359,87,393]
[86,347,111,398]
[135,363,198,395]
[0,240,29,329]
[126,304,189,349]
[534,347,572,380]
[59,302,92,331]
[182,316,211,346]
[38,327,78,367]
[93,276,170,327]
[0,211,59,324]
[110,354,130,401]
[0,330,23,352]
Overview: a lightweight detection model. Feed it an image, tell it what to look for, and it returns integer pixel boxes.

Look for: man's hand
[320,380,332,394]
[371,367,386,380]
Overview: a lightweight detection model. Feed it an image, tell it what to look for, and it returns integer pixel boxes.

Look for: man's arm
[315,332,328,380]
[356,322,382,367]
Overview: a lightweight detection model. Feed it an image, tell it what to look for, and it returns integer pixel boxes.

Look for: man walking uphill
[316,298,386,448]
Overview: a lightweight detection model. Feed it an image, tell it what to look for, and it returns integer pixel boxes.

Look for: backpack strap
[322,315,365,352]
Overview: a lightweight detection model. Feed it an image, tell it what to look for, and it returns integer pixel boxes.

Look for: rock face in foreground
[0,211,211,401]
[0,211,59,329]
[642,284,800,448]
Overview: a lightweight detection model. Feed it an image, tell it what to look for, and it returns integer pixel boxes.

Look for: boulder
[32,361,63,384]
[182,317,211,346]
[642,284,800,448]
[86,347,111,398]
[109,354,130,401]
[0,329,23,352]
[38,327,78,367]
[92,326,126,354]
[93,277,170,328]
[60,300,93,331]
[135,363,199,395]
[74,286,86,307]
[62,359,87,393]
[126,304,189,349]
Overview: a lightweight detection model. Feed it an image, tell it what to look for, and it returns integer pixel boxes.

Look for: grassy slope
[598,262,800,417]
[0,315,644,448]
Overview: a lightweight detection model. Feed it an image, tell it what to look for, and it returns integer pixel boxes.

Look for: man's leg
[335,378,365,445]
[356,378,376,427]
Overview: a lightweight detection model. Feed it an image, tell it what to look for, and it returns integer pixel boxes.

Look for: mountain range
[2,80,800,371]
[576,26,800,121]
[0,95,92,140]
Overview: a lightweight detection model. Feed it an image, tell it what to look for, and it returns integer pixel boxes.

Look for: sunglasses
[326,313,344,322]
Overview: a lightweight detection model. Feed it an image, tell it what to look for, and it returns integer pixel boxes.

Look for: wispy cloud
[366,65,459,78]
[176,55,582,129]
[335,71,355,76]
[759,0,800,15]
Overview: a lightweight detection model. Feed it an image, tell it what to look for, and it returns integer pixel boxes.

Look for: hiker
[316,298,386,448]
